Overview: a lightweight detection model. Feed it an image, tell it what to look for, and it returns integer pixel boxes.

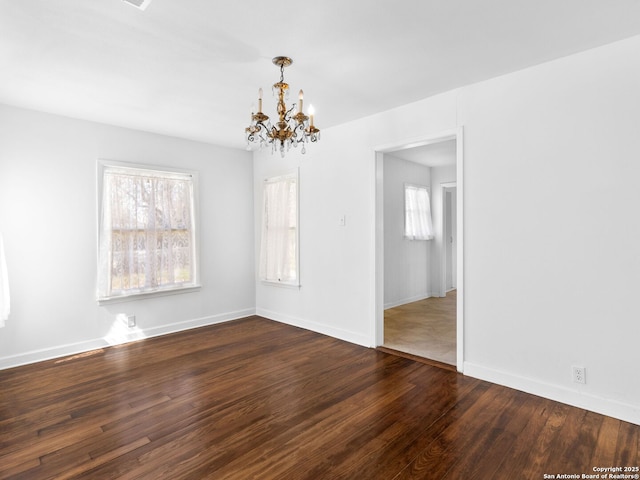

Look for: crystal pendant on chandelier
[245,56,320,156]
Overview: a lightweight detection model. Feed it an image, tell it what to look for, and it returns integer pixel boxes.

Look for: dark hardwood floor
[0,316,638,479]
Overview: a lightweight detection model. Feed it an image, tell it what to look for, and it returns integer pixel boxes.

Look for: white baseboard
[135,308,256,340]
[0,308,256,371]
[384,293,433,310]
[0,338,109,371]
[464,361,640,426]
[256,308,371,348]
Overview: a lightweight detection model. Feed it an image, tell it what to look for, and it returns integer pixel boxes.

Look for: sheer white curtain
[0,233,9,327]
[404,184,435,240]
[98,165,196,300]
[259,172,298,285]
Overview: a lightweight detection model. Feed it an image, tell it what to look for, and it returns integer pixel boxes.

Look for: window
[259,171,299,286]
[404,184,434,240]
[97,161,199,301]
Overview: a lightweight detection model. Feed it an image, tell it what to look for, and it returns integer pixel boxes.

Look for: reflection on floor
[384,290,456,365]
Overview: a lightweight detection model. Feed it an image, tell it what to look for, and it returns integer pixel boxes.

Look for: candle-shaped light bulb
[258,88,263,113]
[250,105,255,122]
[298,90,304,113]
[308,104,315,127]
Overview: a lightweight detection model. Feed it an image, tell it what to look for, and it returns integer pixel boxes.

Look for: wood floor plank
[614,419,639,467]
[490,396,558,479]
[0,316,638,479]
[392,383,519,479]
[443,390,539,479]
[520,402,574,478]
[590,415,620,466]
[336,374,488,480]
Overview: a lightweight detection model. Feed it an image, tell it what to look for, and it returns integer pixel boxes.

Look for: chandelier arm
[292,122,307,142]
[284,103,297,121]
[247,130,259,143]
[247,121,270,144]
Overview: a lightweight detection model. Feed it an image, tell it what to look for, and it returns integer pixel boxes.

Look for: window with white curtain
[404,184,435,240]
[97,161,199,301]
[259,171,299,286]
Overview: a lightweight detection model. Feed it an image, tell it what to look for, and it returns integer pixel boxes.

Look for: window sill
[404,236,434,241]
[98,285,201,305]
[260,281,301,290]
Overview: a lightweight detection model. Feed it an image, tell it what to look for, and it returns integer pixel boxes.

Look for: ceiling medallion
[245,56,320,157]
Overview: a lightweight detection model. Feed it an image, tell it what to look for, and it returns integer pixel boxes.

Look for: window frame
[96,159,201,304]
[259,169,300,288]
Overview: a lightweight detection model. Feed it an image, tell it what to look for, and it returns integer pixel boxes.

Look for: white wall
[458,35,640,424]
[0,104,255,368]
[254,35,640,425]
[383,155,432,308]
[253,137,377,346]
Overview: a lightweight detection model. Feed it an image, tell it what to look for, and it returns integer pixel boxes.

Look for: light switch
[339,215,346,226]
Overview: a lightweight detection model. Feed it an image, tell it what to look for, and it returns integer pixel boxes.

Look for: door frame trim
[441,181,457,297]
[372,126,464,372]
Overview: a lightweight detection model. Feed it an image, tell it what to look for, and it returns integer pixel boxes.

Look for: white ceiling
[2,1,640,150]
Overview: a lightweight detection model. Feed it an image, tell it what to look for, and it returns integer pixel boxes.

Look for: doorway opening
[374,128,464,371]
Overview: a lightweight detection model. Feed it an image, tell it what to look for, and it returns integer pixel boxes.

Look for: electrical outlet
[127,315,136,328]
[572,366,586,384]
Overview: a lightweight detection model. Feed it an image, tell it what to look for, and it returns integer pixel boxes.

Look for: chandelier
[245,56,320,156]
